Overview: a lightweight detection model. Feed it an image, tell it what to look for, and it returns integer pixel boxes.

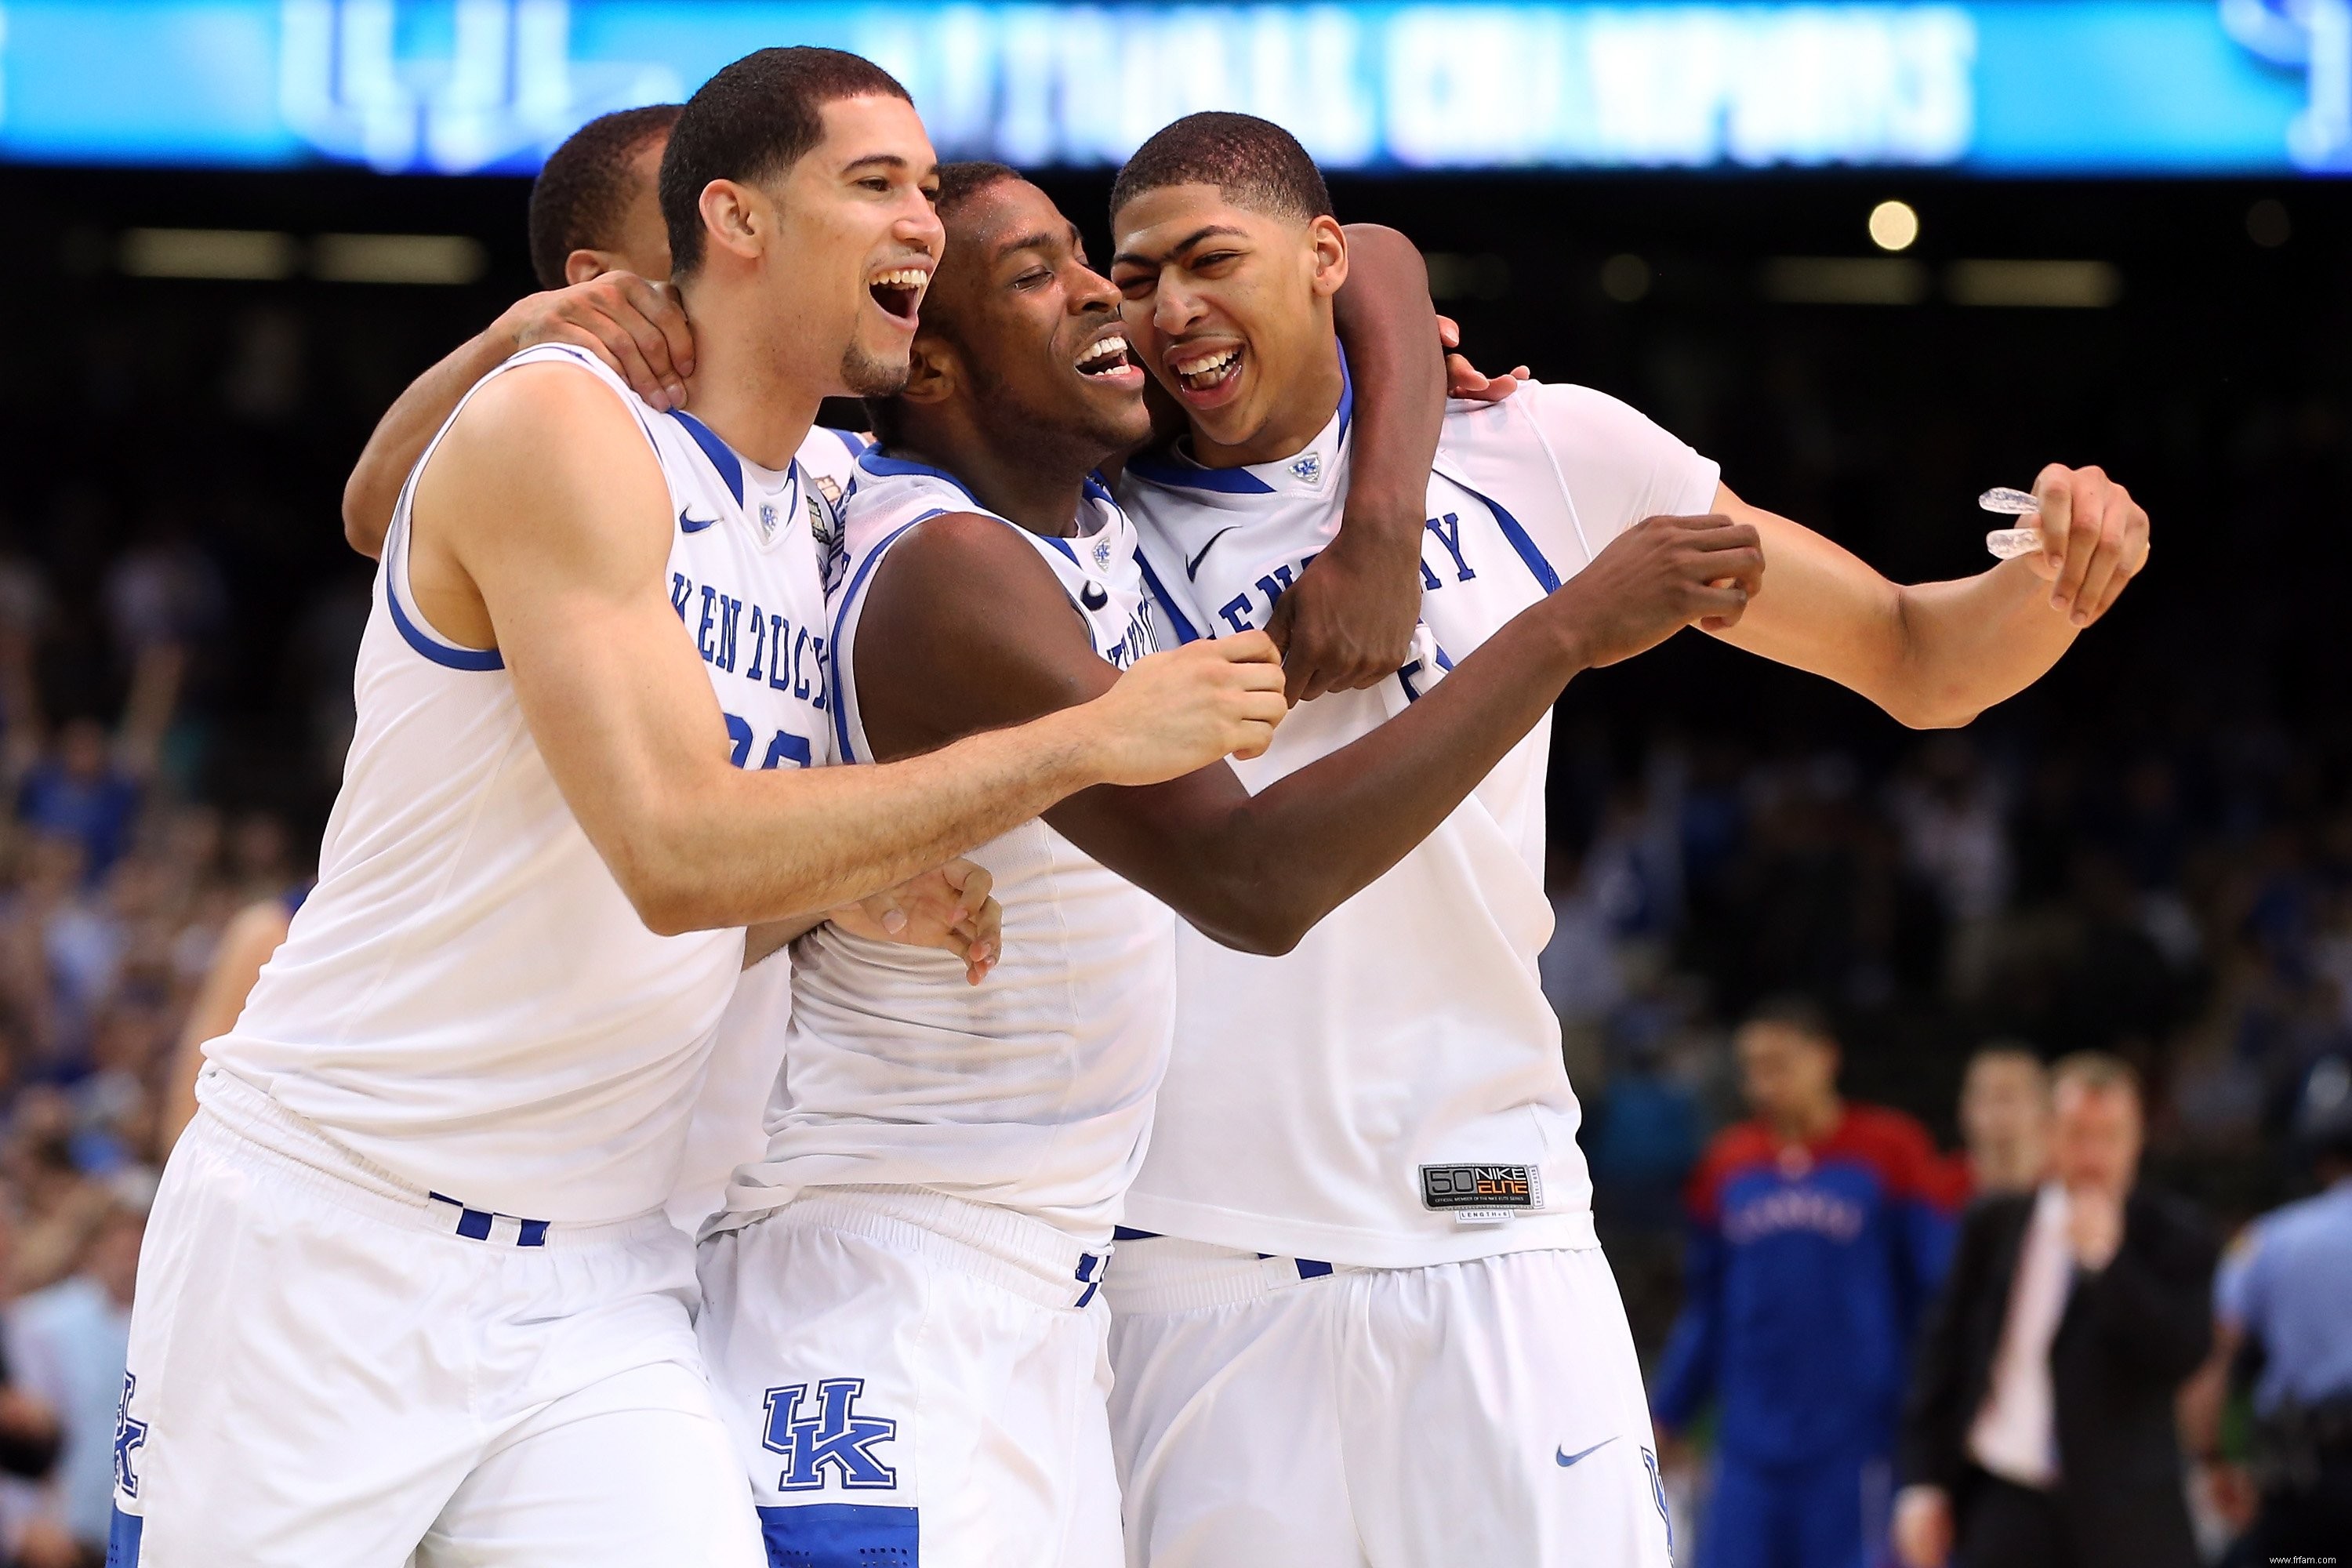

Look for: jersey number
[724,714,812,770]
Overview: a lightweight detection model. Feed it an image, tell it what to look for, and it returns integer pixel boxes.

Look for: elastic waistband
[191,1065,673,1251]
[723,1185,1109,1311]
[1102,1236,1368,1315]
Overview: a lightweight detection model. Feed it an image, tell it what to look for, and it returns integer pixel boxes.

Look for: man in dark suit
[1893,1052,2215,1568]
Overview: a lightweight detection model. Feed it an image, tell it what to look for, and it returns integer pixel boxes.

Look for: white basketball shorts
[111,1069,763,1568]
[697,1186,1122,1568]
[1104,1240,1673,1568]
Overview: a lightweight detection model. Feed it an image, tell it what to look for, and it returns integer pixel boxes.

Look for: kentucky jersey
[205,343,833,1224]
[1118,365,1719,1267]
[717,448,1171,1244]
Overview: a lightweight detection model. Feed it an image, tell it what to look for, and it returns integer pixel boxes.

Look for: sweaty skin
[1111,180,2153,732]
[851,177,1763,953]
[403,98,1291,938]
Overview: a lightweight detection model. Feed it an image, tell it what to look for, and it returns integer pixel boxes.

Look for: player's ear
[1307,216,1348,299]
[697,178,768,265]
[897,337,957,408]
[564,249,615,287]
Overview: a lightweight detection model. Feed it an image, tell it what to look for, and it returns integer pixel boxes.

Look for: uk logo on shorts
[1641,1444,1675,1562]
[113,1374,147,1497]
[761,1379,898,1492]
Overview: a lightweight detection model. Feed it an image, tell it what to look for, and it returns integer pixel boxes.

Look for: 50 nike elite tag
[1418,1163,1544,1225]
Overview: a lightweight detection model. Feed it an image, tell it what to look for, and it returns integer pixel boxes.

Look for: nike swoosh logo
[1555,1437,1617,1468]
[1184,524,1242,580]
[679,508,717,534]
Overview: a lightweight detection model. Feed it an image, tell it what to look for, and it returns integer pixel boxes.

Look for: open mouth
[868,267,928,324]
[1171,342,1244,398]
[1075,331,1142,383]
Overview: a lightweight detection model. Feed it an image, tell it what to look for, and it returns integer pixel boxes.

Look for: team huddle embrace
[110,44,2150,1568]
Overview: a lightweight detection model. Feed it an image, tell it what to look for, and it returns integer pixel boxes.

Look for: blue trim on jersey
[1450,478,1561,592]
[668,408,745,507]
[1042,535,1078,564]
[856,448,984,510]
[107,1507,141,1567]
[1297,1258,1334,1279]
[757,1503,918,1564]
[822,425,870,459]
[385,573,503,671]
[1112,1225,1160,1241]
[1135,555,1202,644]
[1123,449,1276,494]
[828,514,944,764]
[1083,471,1117,507]
[1335,343,1354,446]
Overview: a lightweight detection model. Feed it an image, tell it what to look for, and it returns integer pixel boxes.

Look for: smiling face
[748,93,945,396]
[1109,181,1348,463]
[917,177,1149,459]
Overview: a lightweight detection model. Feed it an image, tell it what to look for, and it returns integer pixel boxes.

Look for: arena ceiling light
[1944,260,2122,307]
[1759,257,1929,306]
[118,229,301,281]
[311,234,489,285]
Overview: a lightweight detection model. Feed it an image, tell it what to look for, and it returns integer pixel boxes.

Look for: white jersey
[207,343,833,1224]
[718,450,1171,1245]
[665,420,869,1233]
[1119,367,1719,1267]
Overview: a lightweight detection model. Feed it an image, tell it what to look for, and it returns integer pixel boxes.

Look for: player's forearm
[620,709,1112,935]
[1333,224,1446,554]
[1884,559,2080,728]
[343,328,524,559]
[1163,604,1588,952]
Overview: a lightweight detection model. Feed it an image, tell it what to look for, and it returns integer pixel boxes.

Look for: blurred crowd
[0,517,314,1566]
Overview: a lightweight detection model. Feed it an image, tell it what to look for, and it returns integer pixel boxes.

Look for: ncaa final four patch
[1418,1163,1544,1224]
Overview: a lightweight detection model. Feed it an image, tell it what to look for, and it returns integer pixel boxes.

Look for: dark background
[4,160,2346,1342]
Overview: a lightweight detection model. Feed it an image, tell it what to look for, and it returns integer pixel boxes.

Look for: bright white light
[1868,198,1920,251]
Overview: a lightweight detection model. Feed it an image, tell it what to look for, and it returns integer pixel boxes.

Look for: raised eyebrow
[1109,223,1250,272]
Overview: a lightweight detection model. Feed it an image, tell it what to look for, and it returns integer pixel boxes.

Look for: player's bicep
[1704,485,1907,691]
[424,368,732,855]
[852,515,1120,760]
[854,517,1256,887]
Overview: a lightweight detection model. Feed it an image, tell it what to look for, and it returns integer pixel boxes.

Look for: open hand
[1439,314,1528,404]
[829,859,1001,985]
[498,272,696,412]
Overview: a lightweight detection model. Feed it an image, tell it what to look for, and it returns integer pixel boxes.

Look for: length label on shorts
[1419,1163,1544,1224]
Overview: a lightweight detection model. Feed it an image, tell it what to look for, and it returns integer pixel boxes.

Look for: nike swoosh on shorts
[1555,1436,1618,1468]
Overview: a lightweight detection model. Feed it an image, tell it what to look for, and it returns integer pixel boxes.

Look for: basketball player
[1099,112,2151,1567]
[111,54,1287,1568]
[694,161,1759,1566]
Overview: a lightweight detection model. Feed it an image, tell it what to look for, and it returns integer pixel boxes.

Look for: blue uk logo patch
[1290,451,1323,485]
[114,1374,147,1497]
[761,1379,898,1492]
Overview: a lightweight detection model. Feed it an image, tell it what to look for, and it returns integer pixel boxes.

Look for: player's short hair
[2050,1051,2143,1105]
[527,104,681,291]
[660,47,912,279]
[1109,111,1334,227]
[1742,994,1838,1048]
[862,161,1031,448]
